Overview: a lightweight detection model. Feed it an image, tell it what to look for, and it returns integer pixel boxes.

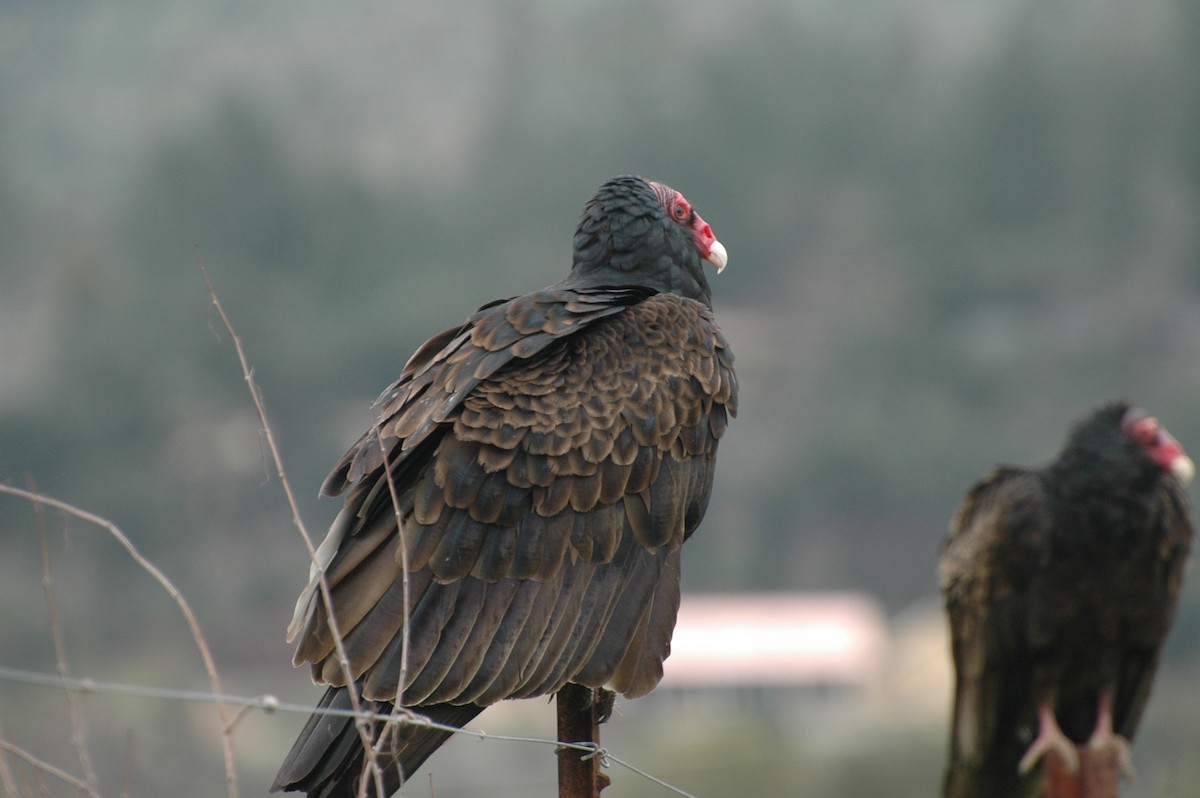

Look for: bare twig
[377,406,415,704]
[31,479,101,798]
[202,252,426,797]
[196,252,322,566]
[363,403,419,797]
[196,253,376,778]
[0,483,238,798]
[0,721,20,798]
[0,736,91,796]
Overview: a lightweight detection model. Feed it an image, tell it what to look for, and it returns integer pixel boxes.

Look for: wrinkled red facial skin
[649,181,719,261]
[1122,408,1189,475]
[689,210,718,261]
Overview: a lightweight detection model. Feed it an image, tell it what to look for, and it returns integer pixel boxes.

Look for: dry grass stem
[31,483,102,798]
[0,483,238,798]
[0,721,19,798]
[0,736,92,796]
[359,404,422,796]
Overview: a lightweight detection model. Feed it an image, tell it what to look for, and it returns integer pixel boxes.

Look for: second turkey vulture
[272,175,737,797]
[940,402,1193,798]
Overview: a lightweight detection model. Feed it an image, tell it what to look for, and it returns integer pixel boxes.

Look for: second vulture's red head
[1121,406,1195,484]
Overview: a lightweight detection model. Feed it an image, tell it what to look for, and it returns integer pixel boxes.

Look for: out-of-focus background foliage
[2,0,1199,795]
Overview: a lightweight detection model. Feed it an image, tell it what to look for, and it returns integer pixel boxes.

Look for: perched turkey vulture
[940,402,1193,798]
[271,175,736,797]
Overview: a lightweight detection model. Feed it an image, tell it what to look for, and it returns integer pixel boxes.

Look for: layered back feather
[273,176,736,797]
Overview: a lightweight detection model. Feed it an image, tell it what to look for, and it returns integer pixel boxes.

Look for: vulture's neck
[1045,448,1162,537]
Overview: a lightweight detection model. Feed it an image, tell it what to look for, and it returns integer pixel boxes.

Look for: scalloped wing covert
[940,469,1049,798]
[288,288,736,712]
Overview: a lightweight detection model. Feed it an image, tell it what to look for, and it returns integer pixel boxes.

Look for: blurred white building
[663,592,890,689]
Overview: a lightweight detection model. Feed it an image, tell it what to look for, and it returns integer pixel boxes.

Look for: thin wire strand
[0,667,700,798]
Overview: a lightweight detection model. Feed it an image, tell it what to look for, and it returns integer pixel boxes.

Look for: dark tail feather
[271,687,372,798]
[386,702,485,784]
[272,686,485,797]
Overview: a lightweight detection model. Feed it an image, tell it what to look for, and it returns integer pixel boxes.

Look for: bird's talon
[595,688,615,724]
[1088,731,1136,782]
[1018,725,1079,774]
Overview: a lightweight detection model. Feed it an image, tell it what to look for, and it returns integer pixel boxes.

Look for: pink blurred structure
[662,592,889,687]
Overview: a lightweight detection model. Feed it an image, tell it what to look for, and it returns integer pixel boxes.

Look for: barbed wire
[0,665,700,798]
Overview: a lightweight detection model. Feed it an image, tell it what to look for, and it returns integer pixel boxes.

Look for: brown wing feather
[940,468,1049,798]
[941,464,1192,798]
[609,547,683,697]
[289,290,736,718]
[1103,477,1192,737]
[320,286,648,500]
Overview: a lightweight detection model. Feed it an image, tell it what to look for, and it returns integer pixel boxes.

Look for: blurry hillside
[1,0,1199,796]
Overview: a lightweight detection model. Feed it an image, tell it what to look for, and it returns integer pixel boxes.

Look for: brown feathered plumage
[272,176,736,797]
[940,402,1193,798]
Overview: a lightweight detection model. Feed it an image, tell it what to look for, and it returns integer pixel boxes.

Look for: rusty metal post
[1044,745,1121,798]
[556,684,611,798]
[1044,751,1083,798]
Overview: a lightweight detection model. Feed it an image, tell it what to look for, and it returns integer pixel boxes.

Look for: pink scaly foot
[1019,702,1080,775]
[1086,690,1135,783]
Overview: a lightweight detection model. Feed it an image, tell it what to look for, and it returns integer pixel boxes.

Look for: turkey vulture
[940,402,1193,798]
[271,175,736,797]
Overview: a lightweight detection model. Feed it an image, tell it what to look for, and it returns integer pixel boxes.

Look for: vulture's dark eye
[672,203,689,221]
